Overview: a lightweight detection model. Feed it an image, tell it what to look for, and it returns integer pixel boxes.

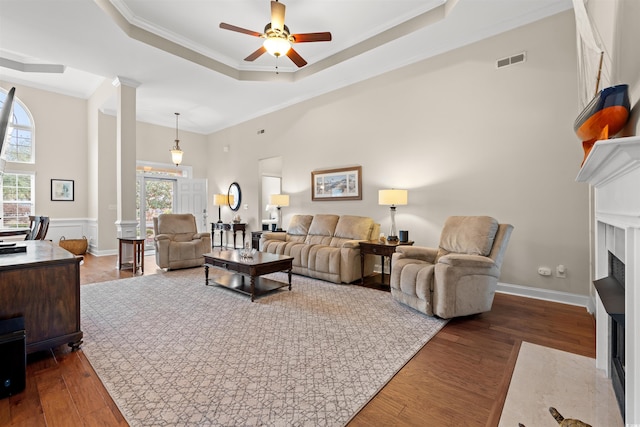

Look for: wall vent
[496,52,526,69]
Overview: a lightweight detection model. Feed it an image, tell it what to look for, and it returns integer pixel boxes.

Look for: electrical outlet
[538,267,551,276]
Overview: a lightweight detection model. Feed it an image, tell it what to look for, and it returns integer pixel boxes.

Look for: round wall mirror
[228,182,241,211]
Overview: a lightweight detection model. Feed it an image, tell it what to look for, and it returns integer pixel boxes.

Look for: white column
[112,76,140,239]
[112,77,140,270]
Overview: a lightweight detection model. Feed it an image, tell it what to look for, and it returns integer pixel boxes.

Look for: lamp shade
[170,112,183,166]
[263,37,291,57]
[378,189,408,206]
[270,194,290,207]
[170,147,183,166]
[213,194,228,206]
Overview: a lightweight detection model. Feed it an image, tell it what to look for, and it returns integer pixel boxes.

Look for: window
[1,89,34,163]
[1,172,35,228]
[1,89,36,228]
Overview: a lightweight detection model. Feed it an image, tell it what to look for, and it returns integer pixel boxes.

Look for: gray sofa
[260,214,380,284]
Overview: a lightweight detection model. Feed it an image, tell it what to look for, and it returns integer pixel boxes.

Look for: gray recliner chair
[390,216,513,319]
[153,213,211,270]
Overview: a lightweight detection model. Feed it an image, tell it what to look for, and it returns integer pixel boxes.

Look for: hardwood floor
[0,253,595,426]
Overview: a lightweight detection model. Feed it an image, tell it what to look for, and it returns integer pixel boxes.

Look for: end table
[118,237,145,274]
[359,240,414,286]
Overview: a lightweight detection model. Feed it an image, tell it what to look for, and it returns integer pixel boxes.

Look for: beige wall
[589,0,640,136]
[3,4,636,296]
[136,120,209,178]
[0,82,88,218]
[208,11,592,294]
[0,80,211,251]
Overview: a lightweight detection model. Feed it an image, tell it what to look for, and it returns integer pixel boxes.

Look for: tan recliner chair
[153,213,211,270]
[390,216,513,319]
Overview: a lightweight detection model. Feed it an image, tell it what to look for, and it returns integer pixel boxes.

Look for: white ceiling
[0,0,573,135]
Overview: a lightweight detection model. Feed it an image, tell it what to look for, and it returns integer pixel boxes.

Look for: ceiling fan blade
[219,22,262,38]
[271,1,286,32]
[244,46,267,62]
[291,32,332,43]
[286,47,307,67]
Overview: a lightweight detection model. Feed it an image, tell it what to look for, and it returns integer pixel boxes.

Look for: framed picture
[311,166,362,201]
[51,179,74,201]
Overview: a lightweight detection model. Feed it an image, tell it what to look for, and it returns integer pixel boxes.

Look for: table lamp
[213,194,228,223]
[378,189,408,242]
[269,194,289,231]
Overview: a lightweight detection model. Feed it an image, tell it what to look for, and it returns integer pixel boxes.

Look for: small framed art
[51,179,74,201]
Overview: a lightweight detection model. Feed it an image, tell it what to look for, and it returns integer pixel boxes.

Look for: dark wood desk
[359,240,414,286]
[0,228,29,238]
[211,222,246,249]
[0,240,83,353]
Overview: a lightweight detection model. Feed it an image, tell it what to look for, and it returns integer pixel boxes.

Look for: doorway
[136,162,208,251]
[137,176,175,250]
[259,156,282,230]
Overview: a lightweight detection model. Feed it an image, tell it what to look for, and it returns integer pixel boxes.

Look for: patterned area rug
[499,342,623,427]
[80,267,447,426]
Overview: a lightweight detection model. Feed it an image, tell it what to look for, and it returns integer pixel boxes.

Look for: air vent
[496,52,526,69]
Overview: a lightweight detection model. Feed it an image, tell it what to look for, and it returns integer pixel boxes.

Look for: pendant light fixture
[170,112,183,166]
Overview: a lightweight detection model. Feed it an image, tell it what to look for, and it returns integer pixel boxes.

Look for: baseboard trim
[497,282,595,314]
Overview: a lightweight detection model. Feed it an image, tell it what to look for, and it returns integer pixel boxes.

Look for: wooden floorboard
[0,253,596,426]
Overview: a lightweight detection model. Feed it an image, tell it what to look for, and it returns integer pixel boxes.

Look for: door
[137,177,175,250]
[176,178,208,232]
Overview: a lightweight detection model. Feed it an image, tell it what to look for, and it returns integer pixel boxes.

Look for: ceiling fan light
[263,37,291,57]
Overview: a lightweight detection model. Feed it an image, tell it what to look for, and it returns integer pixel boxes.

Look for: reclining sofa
[260,214,380,284]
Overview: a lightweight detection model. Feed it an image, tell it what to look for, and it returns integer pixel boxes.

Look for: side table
[359,240,414,286]
[118,237,145,274]
[211,222,246,249]
[251,231,263,250]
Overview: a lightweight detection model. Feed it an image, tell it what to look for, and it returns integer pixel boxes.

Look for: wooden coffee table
[204,250,293,302]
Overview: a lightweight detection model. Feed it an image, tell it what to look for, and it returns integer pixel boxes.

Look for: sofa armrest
[155,234,171,241]
[261,231,286,241]
[437,253,495,268]
[395,246,438,263]
[341,239,366,249]
[193,232,210,239]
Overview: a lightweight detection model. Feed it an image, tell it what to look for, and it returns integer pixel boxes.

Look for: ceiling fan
[219,0,332,68]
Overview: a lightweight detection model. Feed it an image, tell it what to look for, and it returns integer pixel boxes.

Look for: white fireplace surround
[576,135,640,424]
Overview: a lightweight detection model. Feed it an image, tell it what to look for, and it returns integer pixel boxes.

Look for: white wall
[208,11,592,294]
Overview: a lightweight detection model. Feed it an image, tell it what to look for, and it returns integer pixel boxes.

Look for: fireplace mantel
[575,135,640,423]
[576,135,640,186]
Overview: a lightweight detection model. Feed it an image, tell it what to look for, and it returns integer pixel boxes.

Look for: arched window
[1,89,35,163]
[1,88,36,229]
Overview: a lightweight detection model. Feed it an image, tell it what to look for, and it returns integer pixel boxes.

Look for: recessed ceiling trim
[94,0,246,81]
[295,0,452,81]
[0,57,66,73]
[97,0,456,83]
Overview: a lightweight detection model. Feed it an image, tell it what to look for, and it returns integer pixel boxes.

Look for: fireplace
[594,251,625,416]
[575,135,640,424]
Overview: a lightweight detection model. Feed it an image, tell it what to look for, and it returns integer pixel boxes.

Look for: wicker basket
[59,236,88,255]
